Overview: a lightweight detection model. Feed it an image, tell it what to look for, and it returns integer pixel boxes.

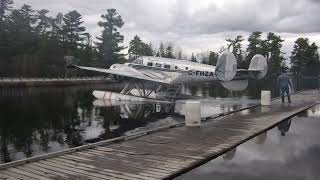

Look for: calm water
[176,105,320,180]
[0,78,318,164]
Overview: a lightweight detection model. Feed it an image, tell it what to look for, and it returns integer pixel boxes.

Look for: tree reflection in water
[0,86,175,163]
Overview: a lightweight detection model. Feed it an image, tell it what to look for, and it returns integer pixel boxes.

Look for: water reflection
[223,148,237,161]
[278,119,292,136]
[176,107,320,180]
[0,87,179,163]
[255,131,268,145]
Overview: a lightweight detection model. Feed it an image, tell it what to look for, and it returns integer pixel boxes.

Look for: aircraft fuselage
[113,56,219,84]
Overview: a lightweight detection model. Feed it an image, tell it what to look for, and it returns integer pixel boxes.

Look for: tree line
[0,1,319,77]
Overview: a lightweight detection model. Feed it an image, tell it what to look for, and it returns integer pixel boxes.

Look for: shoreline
[0,77,115,88]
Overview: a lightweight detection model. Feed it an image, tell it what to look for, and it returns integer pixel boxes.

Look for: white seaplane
[69,52,267,102]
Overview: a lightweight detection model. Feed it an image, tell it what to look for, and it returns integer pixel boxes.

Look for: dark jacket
[277,73,291,88]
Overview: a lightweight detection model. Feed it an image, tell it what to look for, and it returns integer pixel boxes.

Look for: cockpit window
[164,64,170,69]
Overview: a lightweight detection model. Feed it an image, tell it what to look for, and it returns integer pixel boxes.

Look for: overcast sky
[14,0,320,57]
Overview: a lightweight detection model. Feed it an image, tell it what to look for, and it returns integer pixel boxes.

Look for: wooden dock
[0,90,319,180]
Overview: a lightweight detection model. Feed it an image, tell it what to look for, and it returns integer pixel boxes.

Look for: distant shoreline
[0,77,115,88]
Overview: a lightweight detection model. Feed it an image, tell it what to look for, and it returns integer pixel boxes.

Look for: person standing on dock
[277,70,292,103]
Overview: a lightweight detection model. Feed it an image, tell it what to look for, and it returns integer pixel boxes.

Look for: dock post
[261,90,271,106]
[185,101,201,127]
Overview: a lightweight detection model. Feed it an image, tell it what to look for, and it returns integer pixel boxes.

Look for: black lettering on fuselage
[187,70,215,77]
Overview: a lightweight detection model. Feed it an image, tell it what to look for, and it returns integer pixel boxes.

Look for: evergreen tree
[18,4,36,32]
[51,13,63,38]
[266,32,286,75]
[0,0,13,22]
[290,38,319,76]
[177,50,183,60]
[6,5,37,51]
[35,9,51,36]
[208,51,219,65]
[0,0,13,62]
[165,43,175,58]
[191,53,197,62]
[0,2,98,77]
[128,35,143,60]
[97,9,125,66]
[144,42,153,56]
[246,32,269,63]
[226,35,245,68]
[62,10,86,50]
[157,42,165,57]
[128,36,153,61]
[245,31,285,75]
[198,52,209,64]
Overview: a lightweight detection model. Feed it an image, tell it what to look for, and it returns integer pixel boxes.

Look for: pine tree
[62,10,86,50]
[97,9,125,66]
[191,53,197,62]
[0,0,13,22]
[157,42,165,57]
[208,51,219,65]
[266,32,285,75]
[35,9,51,36]
[19,4,36,32]
[177,50,183,60]
[165,43,175,58]
[128,35,143,60]
[290,38,319,76]
[246,32,269,62]
[226,35,245,68]
[144,42,153,56]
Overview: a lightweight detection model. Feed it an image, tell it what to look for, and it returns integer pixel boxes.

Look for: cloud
[13,0,320,56]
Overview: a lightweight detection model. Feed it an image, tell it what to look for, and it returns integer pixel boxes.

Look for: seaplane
[68,51,267,102]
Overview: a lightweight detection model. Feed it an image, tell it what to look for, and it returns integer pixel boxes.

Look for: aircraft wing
[71,65,173,84]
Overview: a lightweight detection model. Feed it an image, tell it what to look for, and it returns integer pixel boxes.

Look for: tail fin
[215,52,237,82]
[248,54,268,79]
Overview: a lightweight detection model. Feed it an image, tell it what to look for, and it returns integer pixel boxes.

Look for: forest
[0,0,319,78]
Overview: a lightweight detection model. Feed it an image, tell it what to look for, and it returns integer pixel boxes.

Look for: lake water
[176,104,320,180]
[0,78,318,164]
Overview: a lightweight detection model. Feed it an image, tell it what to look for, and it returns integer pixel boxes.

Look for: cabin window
[185,67,189,70]
[164,64,170,69]
[175,66,178,69]
[147,62,153,66]
[156,63,161,68]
